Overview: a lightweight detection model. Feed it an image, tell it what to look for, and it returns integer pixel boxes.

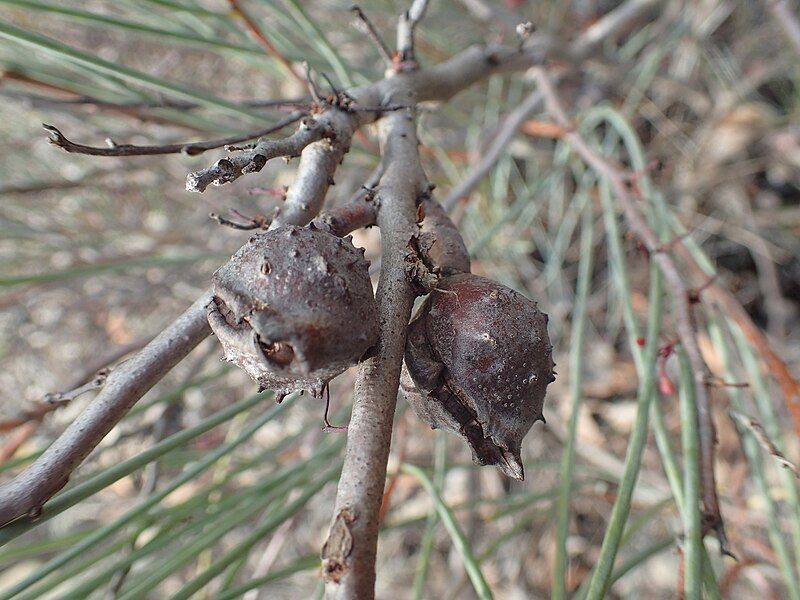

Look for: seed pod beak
[499,450,524,481]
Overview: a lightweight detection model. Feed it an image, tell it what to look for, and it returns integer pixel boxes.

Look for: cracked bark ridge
[402,273,555,480]
[208,224,378,398]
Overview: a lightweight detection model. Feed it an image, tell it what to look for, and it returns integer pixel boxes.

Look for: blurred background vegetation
[0,0,799,598]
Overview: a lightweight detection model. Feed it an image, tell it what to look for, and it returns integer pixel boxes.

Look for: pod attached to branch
[402,273,555,480]
[208,224,379,398]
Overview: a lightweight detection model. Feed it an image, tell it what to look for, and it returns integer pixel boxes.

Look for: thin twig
[43,368,110,405]
[351,6,394,67]
[303,62,325,104]
[186,115,326,192]
[396,0,431,66]
[44,112,305,158]
[311,166,382,237]
[672,244,800,442]
[731,411,800,479]
[533,68,729,552]
[0,338,150,462]
[226,0,306,86]
[0,293,213,526]
[442,88,545,211]
[209,209,271,230]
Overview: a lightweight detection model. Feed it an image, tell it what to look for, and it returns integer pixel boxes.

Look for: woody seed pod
[208,224,379,398]
[402,273,555,480]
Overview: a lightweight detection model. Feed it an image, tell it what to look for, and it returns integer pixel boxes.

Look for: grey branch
[311,167,383,237]
[322,107,426,600]
[0,292,213,526]
[442,89,544,211]
[186,116,328,192]
[272,111,355,227]
[396,0,430,63]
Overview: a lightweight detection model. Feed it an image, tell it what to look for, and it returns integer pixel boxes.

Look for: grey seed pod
[208,224,379,398]
[401,273,555,480]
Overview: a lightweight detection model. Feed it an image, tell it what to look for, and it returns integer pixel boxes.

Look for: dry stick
[42,112,306,158]
[533,68,730,552]
[351,6,394,67]
[0,0,664,529]
[396,0,430,64]
[185,116,327,192]
[226,0,306,87]
[322,107,426,600]
[442,89,544,212]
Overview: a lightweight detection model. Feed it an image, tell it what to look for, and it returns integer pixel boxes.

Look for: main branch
[322,104,425,600]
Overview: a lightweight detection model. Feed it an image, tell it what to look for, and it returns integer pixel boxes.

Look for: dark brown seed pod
[401,273,555,480]
[207,224,379,398]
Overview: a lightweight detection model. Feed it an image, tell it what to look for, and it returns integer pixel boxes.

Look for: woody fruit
[208,224,379,399]
[402,273,555,480]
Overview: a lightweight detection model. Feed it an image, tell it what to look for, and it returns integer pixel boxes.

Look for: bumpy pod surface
[402,273,554,480]
[208,224,379,398]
